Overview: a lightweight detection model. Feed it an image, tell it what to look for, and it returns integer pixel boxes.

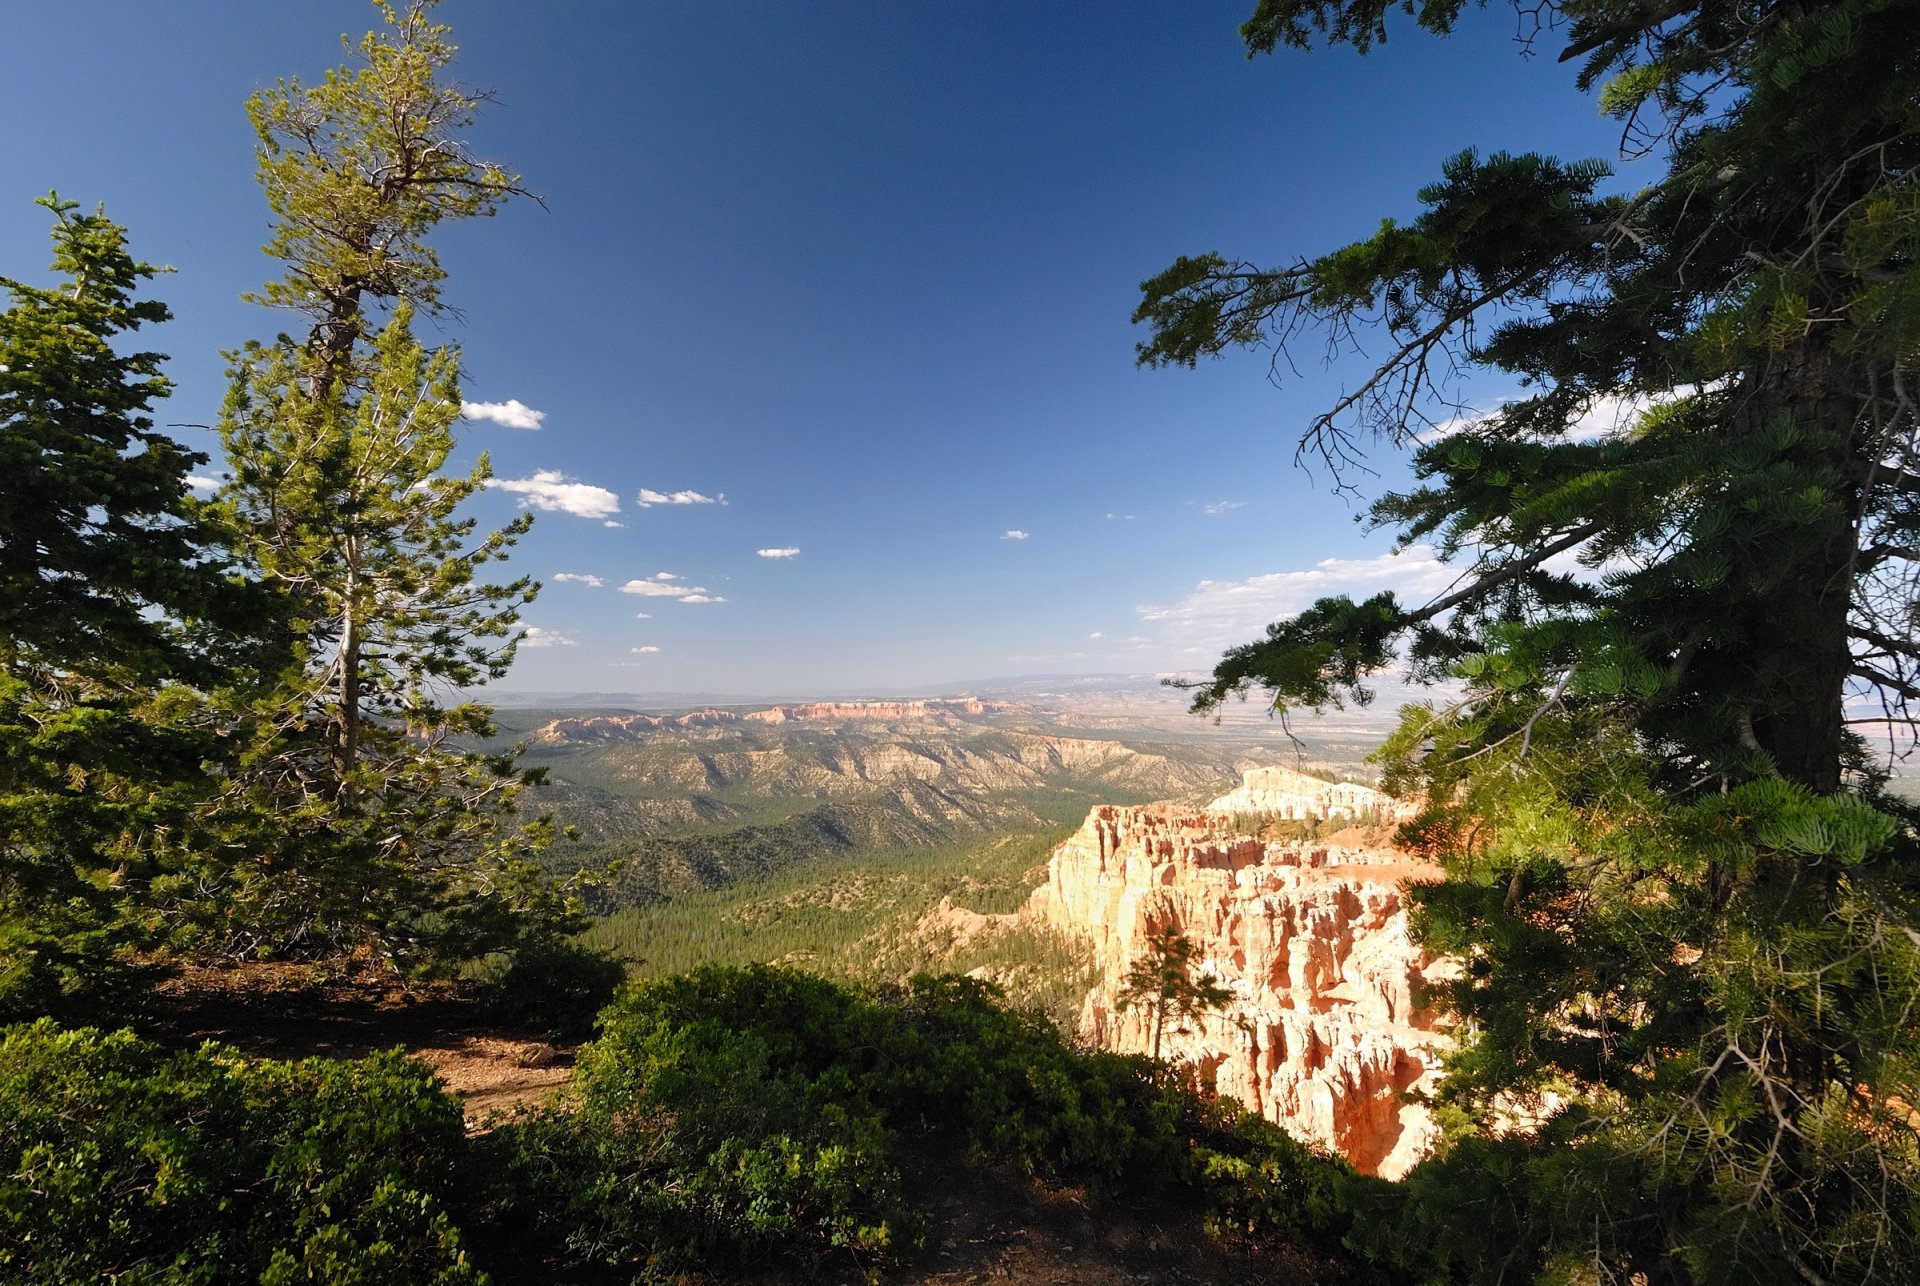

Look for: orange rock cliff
[1025,794,1451,1180]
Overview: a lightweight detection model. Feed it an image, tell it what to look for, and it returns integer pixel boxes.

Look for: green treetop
[1137,1,1920,1279]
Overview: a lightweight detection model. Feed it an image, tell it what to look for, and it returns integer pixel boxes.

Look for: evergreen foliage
[1115,927,1235,1061]
[177,0,583,969]
[1136,1,1920,1278]
[0,200,264,1019]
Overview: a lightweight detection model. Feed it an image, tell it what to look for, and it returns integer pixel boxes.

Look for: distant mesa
[530,698,1020,743]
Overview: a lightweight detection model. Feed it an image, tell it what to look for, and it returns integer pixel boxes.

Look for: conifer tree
[1137,1,1920,1278]
[1116,928,1234,1061]
[193,1,577,967]
[0,199,259,1015]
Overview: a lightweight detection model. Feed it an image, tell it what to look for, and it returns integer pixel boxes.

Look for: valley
[501,675,1386,909]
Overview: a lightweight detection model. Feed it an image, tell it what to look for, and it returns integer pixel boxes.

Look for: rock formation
[1026,800,1450,1179]
[531,699,1019,744]
[1206,764,1419,827]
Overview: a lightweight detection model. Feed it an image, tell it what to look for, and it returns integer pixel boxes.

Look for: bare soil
[133,962,575,1127]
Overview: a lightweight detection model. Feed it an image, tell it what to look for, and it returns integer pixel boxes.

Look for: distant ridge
[531,698,1022,744]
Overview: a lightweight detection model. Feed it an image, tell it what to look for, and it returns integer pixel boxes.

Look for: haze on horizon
[2,1,1626,692]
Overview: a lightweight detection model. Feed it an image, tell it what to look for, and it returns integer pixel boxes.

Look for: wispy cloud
[1202,500,1245,517]
[552,572,603,587]
[1002,529,1029,541]
[757,547,800,559]
[520,625,577,648]
[633,612,652,619]
[461,398,546,430]
[1106,512,1135,522]
[603,520,624,528]
[631,645,661,654]
[1138,546,1457,652]
[487,470,621,520]
[1088,631,1104,639]
[679,594,727,604]
[636,488,725,508]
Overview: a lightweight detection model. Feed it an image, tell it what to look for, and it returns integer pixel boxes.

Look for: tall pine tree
[186,1,579,969]
[1137,1,1920,1279]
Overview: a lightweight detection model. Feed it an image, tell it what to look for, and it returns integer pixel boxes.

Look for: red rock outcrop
[1026,801,1450,1179]
[531,699,1018,743]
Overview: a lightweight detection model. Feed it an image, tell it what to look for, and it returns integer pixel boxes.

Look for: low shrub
[0,1021,479,1285]
[478,939,627,1041]
[474,965,1361,1281]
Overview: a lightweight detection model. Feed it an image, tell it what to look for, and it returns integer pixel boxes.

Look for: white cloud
[631,645,661,654]
[1089,631,1104,639]
[1416,386,1715,446]
[185,475,220,493]
[520,625,577,648]
[619,573,724,605]
[633,612,652,619]
[621,579,701,597]
[1106,513,1135,522]
[552,572,603,587]
[757,547,800,559]
[1137,546,1457,652]
[1002,530,1029,541]
[487,470,621,520]
[603,520,624,528]
[461,398,546,430]
[1202,500,1245,517]
[636,488,725,508]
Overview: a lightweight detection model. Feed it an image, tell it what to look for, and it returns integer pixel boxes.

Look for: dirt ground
[135,962,575,1127]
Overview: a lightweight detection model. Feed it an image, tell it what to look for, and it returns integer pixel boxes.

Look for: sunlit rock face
[1206,764,1420,828]
[1027,800,1451,1179]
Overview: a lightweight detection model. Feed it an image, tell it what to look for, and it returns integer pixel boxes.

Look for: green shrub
[0,1021,480,1285]
[474,965,1362,1281]
[478,939,627,1041]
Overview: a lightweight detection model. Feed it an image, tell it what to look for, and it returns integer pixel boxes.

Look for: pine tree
[188,1,579,968]
[0,199,259,1016]
[1136,2,1920,1278]
[1116,928,1234,1062]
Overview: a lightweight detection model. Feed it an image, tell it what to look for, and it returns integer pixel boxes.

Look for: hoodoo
[1028,794,1449,1179]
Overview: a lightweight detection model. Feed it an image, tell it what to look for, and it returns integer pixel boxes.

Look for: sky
[3,2,1636,695]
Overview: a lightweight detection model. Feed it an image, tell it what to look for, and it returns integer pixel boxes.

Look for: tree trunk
[335,565,361,802]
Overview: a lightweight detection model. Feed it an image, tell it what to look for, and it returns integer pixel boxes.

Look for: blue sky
[4,2,1632,694]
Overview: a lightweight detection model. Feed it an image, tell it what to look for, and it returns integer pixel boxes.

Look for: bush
[473,966,1362,1281]
[478,939,627,1041]
[0,1021,480,1285]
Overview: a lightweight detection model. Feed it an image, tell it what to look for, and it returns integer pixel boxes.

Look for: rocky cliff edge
[1025,798,1450,1179]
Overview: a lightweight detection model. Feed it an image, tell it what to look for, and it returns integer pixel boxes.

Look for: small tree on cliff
[1116,928,1234,1062]
[1135,1,1920,1278]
